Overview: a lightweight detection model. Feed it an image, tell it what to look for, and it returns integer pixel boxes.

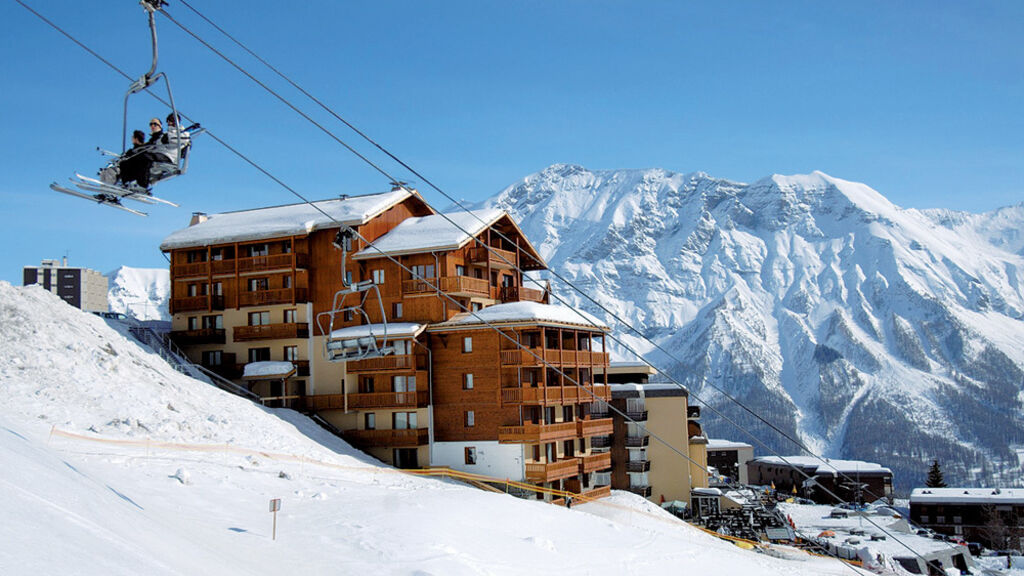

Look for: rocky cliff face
[477,164,1024,491]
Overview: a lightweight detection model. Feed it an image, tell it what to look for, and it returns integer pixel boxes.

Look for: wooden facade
[162,192,612,499]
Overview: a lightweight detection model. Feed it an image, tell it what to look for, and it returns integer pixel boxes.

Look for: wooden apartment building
[159,189,613,500]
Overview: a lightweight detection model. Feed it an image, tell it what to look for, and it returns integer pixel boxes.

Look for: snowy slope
[477,164,1024,491]
[105,266,170,321]
[0,282,856,575]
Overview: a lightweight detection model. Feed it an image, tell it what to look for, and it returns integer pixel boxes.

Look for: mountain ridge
[476,164,1024,491]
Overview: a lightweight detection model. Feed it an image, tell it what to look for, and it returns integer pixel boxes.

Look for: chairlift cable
[14,4,947,567]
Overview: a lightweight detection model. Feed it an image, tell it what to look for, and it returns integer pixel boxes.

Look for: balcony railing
[233,322,309,342]
[525,458,580,483]
[629,485,652,498]
[580,452,612,474]
[500,385,607,406]
[237,253,309,273]
[238,288,307,307]
[625,410,648,422]
[498,421,578,444]
[577,418,613,438]
[345,354,419,373]
[626,460,651,473]
[169,328,225,345]
[171,295,210,313]
[499,286,544,303]
[469,246,516,269]
[171,261,209,278]
[590,435,611,448]
[347,391,429,409]
[625,435,650,448]
[500,349,609,367]
[343,428,428,448]
[303,394,347,411]
[402,275,491,298]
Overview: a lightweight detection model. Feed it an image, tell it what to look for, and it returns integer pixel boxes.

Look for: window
[953,516,962,524]
[936,516,945,524]
[202,315,222,329]
[283,309,296,323]
[462,337,472,353]
[248,348,270,362]
[471,302,482,312]
[456,265,465,277]
[463,373,474,390]
[465,447,477,465]
[248,311,270,326]
[411,264,435,279]
[343,309,354,322]
[920,515,929,523]
[212,282,223,296]
[465,411,475,427]
[248,244,268,257]
[364,413,376,430]
[339,234,353,251]
[248,277,268,292]
[282,241,292,254]
[359,376,375,393]
[392,302,403,319]
[372,269,385,284]
[392,375,415,393]
[502,275,514,287]
[284,346,298,361]
[188,284,198,297]
[188,316,199,330]
[186,250,207,263]
[201,350,222,366]
[283,275,292,289]
[393,411,417,430]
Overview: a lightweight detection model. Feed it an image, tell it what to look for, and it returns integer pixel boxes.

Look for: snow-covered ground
[0,281,859,575]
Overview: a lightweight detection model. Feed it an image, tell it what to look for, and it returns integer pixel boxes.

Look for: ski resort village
[5,1,1024,575]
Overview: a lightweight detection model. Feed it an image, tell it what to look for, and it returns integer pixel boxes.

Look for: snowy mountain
[105,266,170,321]
[0,282,858,575]
[477,164,1024,492]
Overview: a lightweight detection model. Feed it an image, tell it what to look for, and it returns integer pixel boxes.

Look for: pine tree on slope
[926,459,947,488]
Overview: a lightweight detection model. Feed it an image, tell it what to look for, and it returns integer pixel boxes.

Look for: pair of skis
[49,173,178,217]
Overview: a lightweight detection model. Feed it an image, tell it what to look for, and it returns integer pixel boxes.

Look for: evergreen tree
[926,459,947,488]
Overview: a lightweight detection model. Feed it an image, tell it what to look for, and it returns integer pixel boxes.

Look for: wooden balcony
[347,391,428,409]
[498,421,578,444]
[211,260,235,275]
[237,253,309,273]
[580,452,612,474]
[171,295,210,313]
[169,328,225,345]
[345,354,419,373]
[343,428,428,448]
[402,275,491,298]
[303,394,347,411]
[525,458,580,483]
[238,288,307,307]
[500,385,608,406]
[171,261,209,278]
[500,349,609,367]
[577,418,613,438]
[233,322,309,342]
[469,246,517,269]
[592,384,611,401]
[499,286,544,303]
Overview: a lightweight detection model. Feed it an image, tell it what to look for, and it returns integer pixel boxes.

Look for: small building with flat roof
[910,487,1024,551]
[747,456,893,504]
[706,438,754,485]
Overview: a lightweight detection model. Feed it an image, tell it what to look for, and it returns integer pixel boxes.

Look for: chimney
[189,212,208,226]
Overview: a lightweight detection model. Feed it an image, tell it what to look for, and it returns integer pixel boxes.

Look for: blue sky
[1,1,1022,284]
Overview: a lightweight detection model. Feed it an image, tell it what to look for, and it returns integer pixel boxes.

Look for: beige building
[23,257,108,312]
[599,381,708,504]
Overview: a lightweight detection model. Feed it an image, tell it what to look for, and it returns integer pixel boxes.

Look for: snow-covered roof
[431,302,608,331]
[328,323,425,340]
[707,439,754,450]
[242,361,295,380]
[352,209,506,259]
[910,487,1024,504]
[160,190,416,250]
[751,456,892,476]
